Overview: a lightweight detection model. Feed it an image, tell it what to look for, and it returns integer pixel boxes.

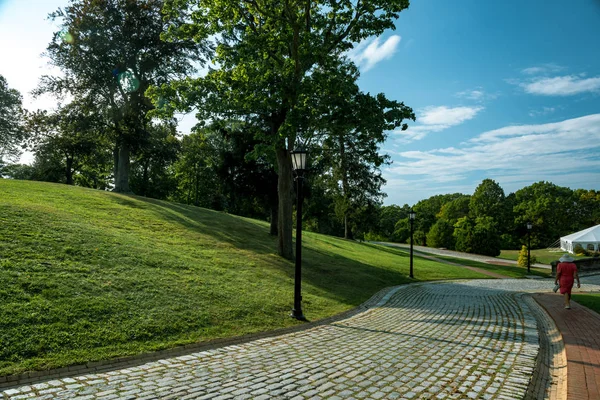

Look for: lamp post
[290,148,307,321]
[527,222,532,274]
[409,210,416,278]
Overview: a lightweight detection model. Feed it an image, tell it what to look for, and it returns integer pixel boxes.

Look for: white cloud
[348,35,401,72]
[521,63,565,75]
[528,106,556,117]
[522,75,600,96]
[394,106,484,143]
[385,114,600,189]
[521,67,544,75]
[420,106,483,126]
[456,89,485,101]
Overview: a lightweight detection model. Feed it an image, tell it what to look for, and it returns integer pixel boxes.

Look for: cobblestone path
[3,278,600,400]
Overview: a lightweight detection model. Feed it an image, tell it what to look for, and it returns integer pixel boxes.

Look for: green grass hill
[0,180,490,376]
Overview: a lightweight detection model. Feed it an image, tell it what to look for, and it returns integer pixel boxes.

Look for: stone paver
[3,278,600,400]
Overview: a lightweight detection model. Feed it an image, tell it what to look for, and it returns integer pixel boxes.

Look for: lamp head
[291,148,308,172]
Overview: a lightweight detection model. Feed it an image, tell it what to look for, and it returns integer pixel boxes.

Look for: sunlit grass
[498,249,586,265]
[0,180,490,376]
[572,293,600,314]
[432,256,552,278]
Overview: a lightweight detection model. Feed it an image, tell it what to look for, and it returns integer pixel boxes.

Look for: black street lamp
[290,148,307,321]
[527,222,532,274]
[409,210,416,278]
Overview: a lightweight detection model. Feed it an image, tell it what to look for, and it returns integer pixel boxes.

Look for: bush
[364,231,386,242]
[500,234,518,250]
[517,245,538,268]
[573,244,586,256]
[426,219,455,249]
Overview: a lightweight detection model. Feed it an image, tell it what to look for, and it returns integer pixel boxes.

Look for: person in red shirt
[555,254,580,309]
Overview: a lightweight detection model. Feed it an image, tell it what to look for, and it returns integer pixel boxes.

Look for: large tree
[26,101,102,185]
[36,0,205,192]
[318,76,413,239]
[0,75,25,168]
[155,0,411,259]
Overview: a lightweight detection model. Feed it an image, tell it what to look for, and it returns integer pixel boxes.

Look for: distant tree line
[367,179,600,256]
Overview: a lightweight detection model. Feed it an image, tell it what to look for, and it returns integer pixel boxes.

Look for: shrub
[574,244,586,256]
[517,245,538,268]
[364,231,386,242]
[426,219,455,249]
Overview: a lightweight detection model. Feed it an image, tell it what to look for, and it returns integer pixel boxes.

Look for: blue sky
[1,0,599,206]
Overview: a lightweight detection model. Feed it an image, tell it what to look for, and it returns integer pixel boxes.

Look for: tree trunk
[344,214,354,240]
[270,202,278,236]
[65,156,74,185]
[339,134,352,239]
[276,147,294,260]
[113,145,119,186]
[114,143,131,193]
[269,178,278,236]
[141,160,149,197]
[194,162,200,206]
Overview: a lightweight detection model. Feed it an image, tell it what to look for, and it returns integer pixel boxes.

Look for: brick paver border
[534,293,600,400]
[523,294,567,400]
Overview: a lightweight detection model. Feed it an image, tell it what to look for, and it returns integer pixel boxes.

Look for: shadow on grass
[109,194,414,308]
[359,242,410,258]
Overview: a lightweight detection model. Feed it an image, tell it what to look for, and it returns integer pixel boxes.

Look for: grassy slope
[498,249,586,265]
[0,180,490,376]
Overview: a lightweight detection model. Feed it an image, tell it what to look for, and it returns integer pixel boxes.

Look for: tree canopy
[153,0,413,259]
[0,75,25,167]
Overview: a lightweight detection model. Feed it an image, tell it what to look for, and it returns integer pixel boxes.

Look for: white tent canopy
[560,224,600,253]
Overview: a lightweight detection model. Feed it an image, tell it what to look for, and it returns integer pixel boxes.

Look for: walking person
[555,254,580,309]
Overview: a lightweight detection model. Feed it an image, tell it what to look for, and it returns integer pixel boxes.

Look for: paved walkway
[535,293,600,400]
[372,242,551,270]
[3,278,600,400]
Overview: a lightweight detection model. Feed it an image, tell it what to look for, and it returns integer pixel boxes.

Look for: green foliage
[454,216,501,256]
[413,193,465,238]
[437,195,470,223]
[377,204,411,240]
[39,0,205,192]
[316,86,413,239]
[413,230,427,246]
[25,101,108,185]
[0,74,25,165]
[517,245,537,268]
[0,179,489,376]
[469,179,506,221]
[500,233,519,250]
[426,219,455,249]
[393,218,410,243]
[154,0,413,257]
[454,217,474,253]
[513,181,579,247]
[573,244,586,256]
[129,123,180,199]
[0,164,35,180]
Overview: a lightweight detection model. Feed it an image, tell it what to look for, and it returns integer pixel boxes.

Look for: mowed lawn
[433,255,551,278]
[498,249,586,265]
[0,180,491,376]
